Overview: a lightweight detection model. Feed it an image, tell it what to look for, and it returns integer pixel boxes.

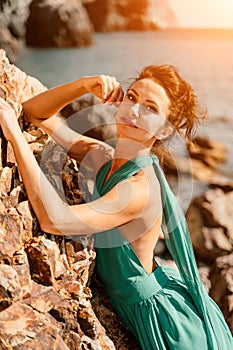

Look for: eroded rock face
[26,0,94,47]
[0,49,116,349]
[0,0,32,62]
[209,254,233,334]
[84,0,177,31]
[187,188,233,263]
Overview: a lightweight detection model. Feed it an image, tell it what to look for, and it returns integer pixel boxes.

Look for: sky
[167,0,233,28]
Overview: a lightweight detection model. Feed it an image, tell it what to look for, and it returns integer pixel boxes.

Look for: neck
[113,138,151,164]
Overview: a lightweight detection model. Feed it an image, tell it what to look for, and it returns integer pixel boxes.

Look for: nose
[130,103,140,117]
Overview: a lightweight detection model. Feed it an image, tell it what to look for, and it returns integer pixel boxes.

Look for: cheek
[141,115,166,133]
[115,103,126,117]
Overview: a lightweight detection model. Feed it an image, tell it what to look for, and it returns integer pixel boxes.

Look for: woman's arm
[23,75,123,122]
[0,99,150,236]
[22,75,123,165]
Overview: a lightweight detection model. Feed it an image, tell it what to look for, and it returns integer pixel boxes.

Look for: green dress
[93,154,233,350]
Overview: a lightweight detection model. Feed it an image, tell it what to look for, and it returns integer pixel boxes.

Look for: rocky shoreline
[0,0,177,63]
[0,49,233,348]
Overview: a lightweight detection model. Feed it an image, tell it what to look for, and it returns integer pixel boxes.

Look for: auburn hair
[134,64,207,141]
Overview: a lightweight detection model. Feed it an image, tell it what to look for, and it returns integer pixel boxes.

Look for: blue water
[16,29,233,173]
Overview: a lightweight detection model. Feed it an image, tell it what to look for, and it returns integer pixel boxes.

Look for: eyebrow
[129,88,160,109]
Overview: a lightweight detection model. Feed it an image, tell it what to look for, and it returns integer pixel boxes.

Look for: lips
[120,117,138,128]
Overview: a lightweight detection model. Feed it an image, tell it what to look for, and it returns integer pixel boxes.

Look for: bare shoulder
[75,138,114,174]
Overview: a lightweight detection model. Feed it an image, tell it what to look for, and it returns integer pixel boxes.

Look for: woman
[0,65,232,349]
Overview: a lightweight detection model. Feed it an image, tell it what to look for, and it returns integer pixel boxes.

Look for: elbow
[22,101,39,125]
[39,217,63,236]
[22,101,32,123]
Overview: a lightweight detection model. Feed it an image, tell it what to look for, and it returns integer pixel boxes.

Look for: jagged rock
[2,184,26,209]
[0,49,47,119]
[198,265,211,294]
[84,0,177,31]
[188,136,227,168]
[11,247,32,301]
[0,248,32,312]
[0,302,70,350]
[0,50,115,348]
[209,254,233,333]
[23,281,64,313]
[91,273,141,350]
[0,0,32,39]
[186,189,233,262]
[0,166,12,195]
[0,0,32,62]
[0,264,22,302]
[0,23,21,63]
[0,207,33,258]
[26,0,94,47]
[25,235,67,285]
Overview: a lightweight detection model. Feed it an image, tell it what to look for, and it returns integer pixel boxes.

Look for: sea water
[16,29,233,175]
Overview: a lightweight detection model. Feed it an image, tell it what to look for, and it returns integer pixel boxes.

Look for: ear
[156,125,174,140]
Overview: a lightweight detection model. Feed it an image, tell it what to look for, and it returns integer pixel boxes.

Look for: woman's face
[115,78,171,145]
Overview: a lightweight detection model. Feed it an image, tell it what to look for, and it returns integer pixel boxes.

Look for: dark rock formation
[0,0,178,59]
[209,254,233,334]
[0,49,116,349]
[26,0,94,47]
[84,0,177,31]
[187,188,233,262]
[0,24,21,63]
[0,0,32,62]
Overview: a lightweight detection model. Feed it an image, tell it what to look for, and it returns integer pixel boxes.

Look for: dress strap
[94,155,153,198]
[150,154,221,349]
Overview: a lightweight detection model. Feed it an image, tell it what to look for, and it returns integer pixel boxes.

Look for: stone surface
[0,50,115,349]
[0,0,177,59]
[209,254,233,333]
[84,0,177,31]
[0,0,32,62]
[26,0,94,47]
[0,302,70,350]
[0,23,21,63]
[186,189,233,262]
[188,136,228,168]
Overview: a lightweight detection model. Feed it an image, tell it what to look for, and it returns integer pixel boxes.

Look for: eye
[126,93,136,102]
[146,105,159,114]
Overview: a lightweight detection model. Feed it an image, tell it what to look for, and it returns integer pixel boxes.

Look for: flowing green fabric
[93,154,233,350]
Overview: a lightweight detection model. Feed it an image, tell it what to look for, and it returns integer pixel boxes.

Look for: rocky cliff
[0,49,117,349]
[26,0,94,48]
[0,0,32,62]
[0,0,177,60]
[83,0,177,31]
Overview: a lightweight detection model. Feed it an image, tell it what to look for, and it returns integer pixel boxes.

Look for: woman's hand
[82,75,124,103]
[0,98,21,141]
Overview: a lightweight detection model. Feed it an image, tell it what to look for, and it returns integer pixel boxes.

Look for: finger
[104,77,123,102]
[104,76,115,101]
[98,75,114,101]
[107,84,123,104]
[98,75,108,101]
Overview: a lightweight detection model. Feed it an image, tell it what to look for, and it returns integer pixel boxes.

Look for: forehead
[129,78,169,104]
